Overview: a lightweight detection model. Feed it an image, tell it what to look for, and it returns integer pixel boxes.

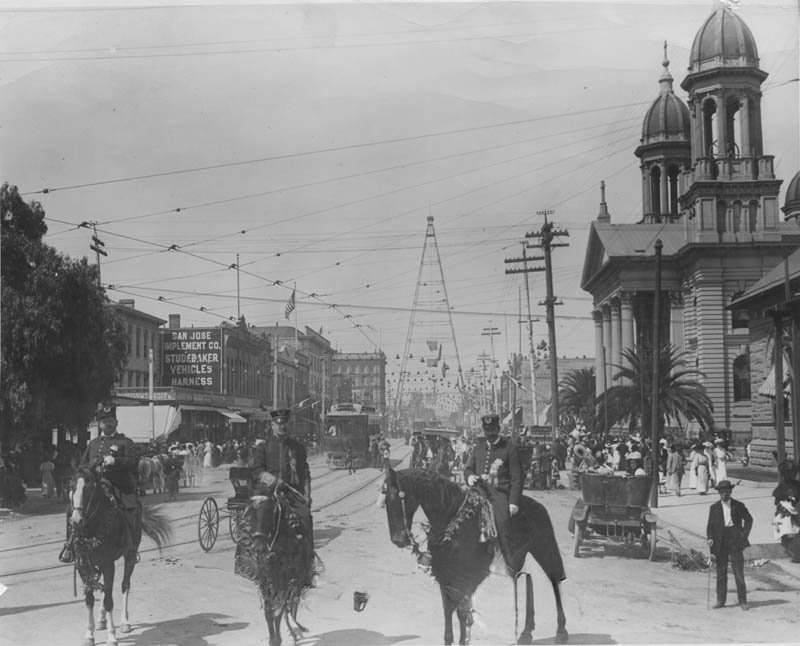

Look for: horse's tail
[141,503,172,550]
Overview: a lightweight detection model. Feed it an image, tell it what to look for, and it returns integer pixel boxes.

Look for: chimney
[168,314,181,329]
[118,299,135,309]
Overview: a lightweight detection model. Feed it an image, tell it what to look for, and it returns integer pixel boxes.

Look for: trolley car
[323,404,371,469]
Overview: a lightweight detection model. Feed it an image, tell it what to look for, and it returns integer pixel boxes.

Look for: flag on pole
[285,288,296,320]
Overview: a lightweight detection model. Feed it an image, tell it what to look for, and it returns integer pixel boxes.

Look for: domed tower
[783,171,800,221]
[635,42,691,223]
[679,3,782,241]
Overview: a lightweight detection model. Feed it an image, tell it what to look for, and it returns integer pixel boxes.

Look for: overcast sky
[1,0,798,391]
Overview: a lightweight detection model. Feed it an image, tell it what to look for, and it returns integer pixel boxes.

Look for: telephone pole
[481,326,501,413]
[504,243,543,427]
[526,210,569,441]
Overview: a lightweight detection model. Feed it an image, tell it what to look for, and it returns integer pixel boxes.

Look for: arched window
[733,353,751,401]
[732,201,742,233]
[703,98,717,157]
[748,200,759,232]
[668,165,680,217]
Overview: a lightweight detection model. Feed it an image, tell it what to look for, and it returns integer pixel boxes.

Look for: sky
[1,0,798,395]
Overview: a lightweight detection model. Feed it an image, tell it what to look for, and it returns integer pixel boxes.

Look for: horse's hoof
[119,623,131,634]
[555,629,569,643]
[96,619,106,631]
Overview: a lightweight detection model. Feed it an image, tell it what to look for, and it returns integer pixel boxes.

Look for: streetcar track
[0,449,409,578]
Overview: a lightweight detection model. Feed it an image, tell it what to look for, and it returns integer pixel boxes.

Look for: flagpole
[294,282,299,351]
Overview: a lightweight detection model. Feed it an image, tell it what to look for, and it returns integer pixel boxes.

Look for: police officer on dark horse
[60,402,141,564]
[250,408,315,587]
[464,413,522,573]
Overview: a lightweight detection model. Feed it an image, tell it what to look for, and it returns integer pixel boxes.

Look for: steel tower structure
[393,216,465,426]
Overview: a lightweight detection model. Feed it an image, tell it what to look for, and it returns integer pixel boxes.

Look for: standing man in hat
[464,413,523,573]
[251,409,315,586]
[706,480,753,610]
[60,403,141,563]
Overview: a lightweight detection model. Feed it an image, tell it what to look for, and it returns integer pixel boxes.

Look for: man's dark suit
[464,435,523,570]
[707,497,753,607]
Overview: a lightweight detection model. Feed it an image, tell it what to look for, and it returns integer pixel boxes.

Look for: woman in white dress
[713,439,731,483]
[691,444,710,494]
[203,440,214,468]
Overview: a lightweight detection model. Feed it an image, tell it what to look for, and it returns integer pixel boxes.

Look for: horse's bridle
[381,480,421,555]
[246,493,283,553]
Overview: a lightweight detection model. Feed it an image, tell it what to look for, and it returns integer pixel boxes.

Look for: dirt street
[2,443,800,645]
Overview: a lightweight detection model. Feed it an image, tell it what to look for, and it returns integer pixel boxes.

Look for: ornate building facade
[581,6,800,447]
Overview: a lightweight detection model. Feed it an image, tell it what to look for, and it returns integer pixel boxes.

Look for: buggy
[197,466,254,551]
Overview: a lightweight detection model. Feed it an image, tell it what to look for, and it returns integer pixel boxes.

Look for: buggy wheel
[198,497,219,552]
[648,524,657,561]
[572,524,583,557]
[229,507,244,543]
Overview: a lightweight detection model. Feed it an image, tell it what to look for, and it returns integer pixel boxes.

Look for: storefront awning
[178,404,246,423]
[219,410,247,423]
[759,363,792,398]
[116,405,181,443]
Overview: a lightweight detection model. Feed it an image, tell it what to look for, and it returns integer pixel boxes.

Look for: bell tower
[679,4,782,242]
[635,42,691,223]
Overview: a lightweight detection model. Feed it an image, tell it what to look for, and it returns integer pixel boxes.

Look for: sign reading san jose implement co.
[161,328,221,389]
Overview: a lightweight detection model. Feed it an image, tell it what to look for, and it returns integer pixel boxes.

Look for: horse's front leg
[102,563,118,645]
[456,598,473,645]
[550,577,568,643]
[439,586,455,645]
[83,583,96,646]
[119,551,136,633]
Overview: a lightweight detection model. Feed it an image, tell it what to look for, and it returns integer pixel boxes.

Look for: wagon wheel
[572,524,583,557]
[648,523,657,561]
[229,506,244,543]
[198,497,219,552]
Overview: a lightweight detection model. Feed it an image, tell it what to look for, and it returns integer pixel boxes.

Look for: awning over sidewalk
[116,405,181,443]
[219,410,247,423]
[178,404,247,423]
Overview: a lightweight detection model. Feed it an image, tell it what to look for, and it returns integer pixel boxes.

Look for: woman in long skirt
[713,439,731,483]
[692,444,710,494]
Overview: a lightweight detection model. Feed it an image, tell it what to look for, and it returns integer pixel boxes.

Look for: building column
[621,292,634,357]
[611,297,622,383]
[660,162,669,218]
[594,309,605,396]
[602,305,613,389]
[669,292,684,353]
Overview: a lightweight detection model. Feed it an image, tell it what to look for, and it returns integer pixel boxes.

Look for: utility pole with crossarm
[526,210,569,441]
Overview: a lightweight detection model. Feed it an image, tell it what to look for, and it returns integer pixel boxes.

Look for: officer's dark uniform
[250,409,315,585]
[464,414,523,572]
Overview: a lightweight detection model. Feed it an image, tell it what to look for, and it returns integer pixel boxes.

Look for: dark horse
[381,468,567,645]
[70,466,171,646]
[235,488,315,646]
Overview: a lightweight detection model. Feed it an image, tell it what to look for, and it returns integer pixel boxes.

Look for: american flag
[285,288,296,319]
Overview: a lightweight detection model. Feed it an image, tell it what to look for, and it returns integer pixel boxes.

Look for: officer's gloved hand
[509,503,519,516]
[467,475,478,487]
[103,455,116,467]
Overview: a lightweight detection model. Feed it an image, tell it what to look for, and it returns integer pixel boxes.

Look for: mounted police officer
[251,409,315,586]
[464,413,523,573]
[60,403,141,563]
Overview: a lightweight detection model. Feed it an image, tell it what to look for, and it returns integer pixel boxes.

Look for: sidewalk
[654,475,800,580]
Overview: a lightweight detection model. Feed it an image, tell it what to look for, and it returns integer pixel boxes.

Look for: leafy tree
[596,344,714,436]
[1,183,128,450]
[558,367,596,433]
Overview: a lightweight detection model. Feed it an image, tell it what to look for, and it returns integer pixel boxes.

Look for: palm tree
[558,367,597,433]
[597,345,714,436]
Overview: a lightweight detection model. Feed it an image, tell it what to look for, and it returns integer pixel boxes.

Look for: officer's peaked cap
[97,402,117,422]
[481,414,500,430]
[271,409,291,422]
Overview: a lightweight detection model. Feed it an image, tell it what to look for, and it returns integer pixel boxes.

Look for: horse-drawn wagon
[569,472,658,560]
[197,466,252,551]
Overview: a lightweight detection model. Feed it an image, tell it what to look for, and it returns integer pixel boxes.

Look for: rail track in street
[0,448,409,579]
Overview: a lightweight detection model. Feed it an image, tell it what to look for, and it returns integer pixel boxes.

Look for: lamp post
[650,239,663,508]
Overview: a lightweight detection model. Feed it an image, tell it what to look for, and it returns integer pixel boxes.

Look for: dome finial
[597,180,611,223]
[659,40,674,93]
